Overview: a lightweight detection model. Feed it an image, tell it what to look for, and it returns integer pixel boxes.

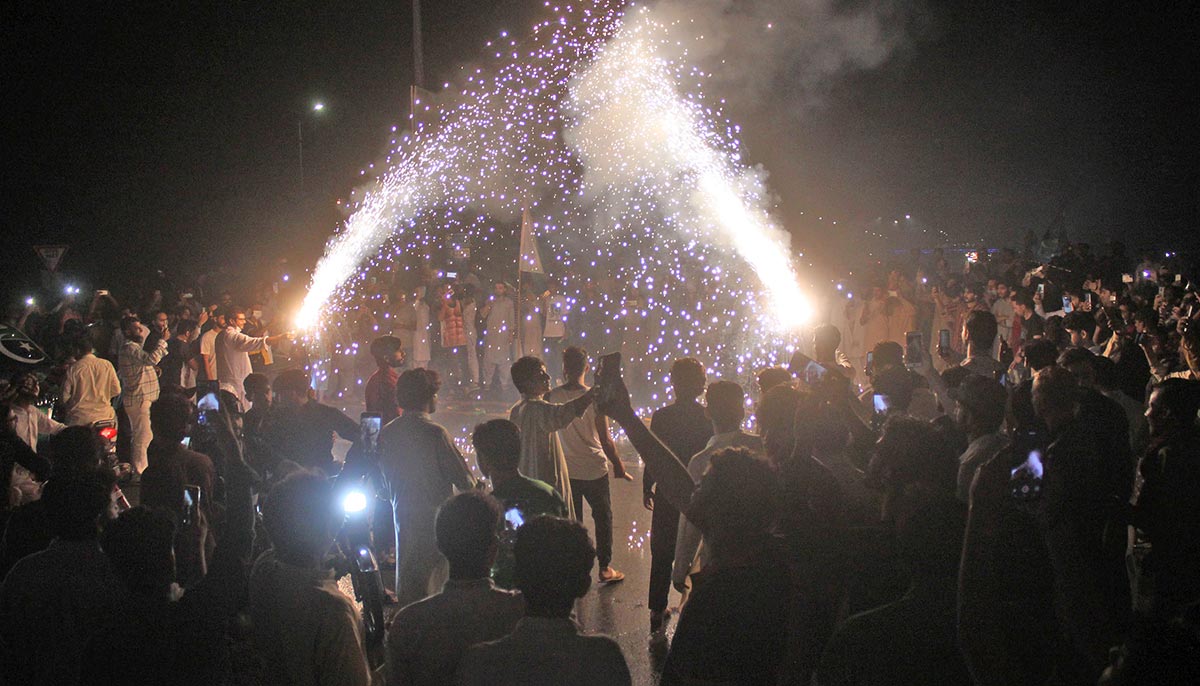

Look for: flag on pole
[519,207,544,274]
[0,324,50,376]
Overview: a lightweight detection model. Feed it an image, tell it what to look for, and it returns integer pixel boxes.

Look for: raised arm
[598,379,693,513]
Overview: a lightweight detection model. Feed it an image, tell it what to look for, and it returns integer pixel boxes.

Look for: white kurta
[484,296,515,364]
[412,300,432,364]
[509,397,578,519]
[216,326,269,411]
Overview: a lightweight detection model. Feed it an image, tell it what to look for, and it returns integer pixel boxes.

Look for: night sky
[3,0,1195,294]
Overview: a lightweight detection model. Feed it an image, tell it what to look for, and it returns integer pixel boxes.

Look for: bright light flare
[342,490,368,514]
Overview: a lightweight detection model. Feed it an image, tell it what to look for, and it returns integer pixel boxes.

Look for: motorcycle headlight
[342,490,369,514]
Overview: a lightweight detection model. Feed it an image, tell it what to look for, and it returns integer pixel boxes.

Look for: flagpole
[517,204,525,359]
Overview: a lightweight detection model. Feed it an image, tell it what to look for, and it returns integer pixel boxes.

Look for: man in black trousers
[645,358,712,633]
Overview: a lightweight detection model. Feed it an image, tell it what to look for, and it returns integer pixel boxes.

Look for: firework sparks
[297,0,811,401]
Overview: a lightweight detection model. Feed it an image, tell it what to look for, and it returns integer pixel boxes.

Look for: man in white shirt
[508,356,594,520]
[6,373,65,452]
[216,307,290,412]
[197,308,225,382]
[672,381,762,593]
[5,372,64,505]
[60,336,121,427]
[545,347,630,585]
[117,317,168,473]
[480,283,516,394]
[990,281,1015,353]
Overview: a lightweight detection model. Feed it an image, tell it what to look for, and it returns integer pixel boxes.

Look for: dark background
[2,1,1196,296]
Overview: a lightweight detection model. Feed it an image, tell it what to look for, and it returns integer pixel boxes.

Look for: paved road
[345,399,680,684]
[573,460,678,685]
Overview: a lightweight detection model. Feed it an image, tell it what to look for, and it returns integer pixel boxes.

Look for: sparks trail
[298,0,811,401]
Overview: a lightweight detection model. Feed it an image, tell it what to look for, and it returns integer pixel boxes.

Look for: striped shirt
[118,338,168,405]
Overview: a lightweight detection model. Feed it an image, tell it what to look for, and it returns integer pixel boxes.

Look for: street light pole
[297,102,325,196]
[297,118,305,195]
[413,0,424,89]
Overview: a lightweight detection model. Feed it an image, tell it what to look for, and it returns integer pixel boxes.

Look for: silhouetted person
[646,358,711,632]
[385,491,523,686]
[816,498,971,686]
[0,469,122,686]
[459,516,631,686]
[249,471,373,685]
[379,368,475,607]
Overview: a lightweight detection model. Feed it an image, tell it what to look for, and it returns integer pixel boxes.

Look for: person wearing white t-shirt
[545,347,631,585]
[6,373,65,505]
[198,309,226,382]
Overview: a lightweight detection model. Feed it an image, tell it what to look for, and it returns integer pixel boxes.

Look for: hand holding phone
[788,350,828,385]
[360,413,382,455]
[594,352,630,420]
[182,485,201,525]
[904,331,924,368]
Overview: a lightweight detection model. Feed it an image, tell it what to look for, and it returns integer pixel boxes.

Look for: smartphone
[1062,296,1073,314]
[1175,274,1183,285]
[596,351,622,388]
[866,351,874,376]
[1085,292,1092,306]
[196,381,221,429]
[873,393,890,415]
[938,329,951,352]
[1009,450,1043,501]
[594,352,623,408]
[504,507,525,530]
[887,290,899,298]
[446,271,458,279]
[182,484,201,525]
[904,331,923,366]
[1036,283,1044,298]
[787,350,828,385]
[965,251,979,264]
[1122,273,1134,284]
[360,413,382,454]
[95,289,110,297]
[1158,286,1166,297]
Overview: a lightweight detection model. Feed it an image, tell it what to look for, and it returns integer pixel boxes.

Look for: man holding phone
[546,347,631,586]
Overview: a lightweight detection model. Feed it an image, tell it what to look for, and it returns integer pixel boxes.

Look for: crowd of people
[2,235,1199,685]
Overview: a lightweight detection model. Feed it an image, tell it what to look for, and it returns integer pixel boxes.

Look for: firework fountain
[296,0,813,407]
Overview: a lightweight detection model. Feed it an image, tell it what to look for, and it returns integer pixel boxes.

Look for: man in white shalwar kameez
[507,356,593,519]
